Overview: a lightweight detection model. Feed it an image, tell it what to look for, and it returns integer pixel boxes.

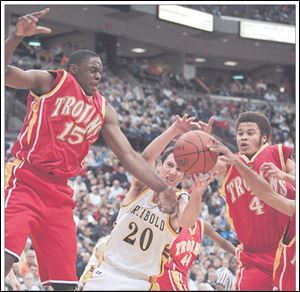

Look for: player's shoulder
[266,143,293,158]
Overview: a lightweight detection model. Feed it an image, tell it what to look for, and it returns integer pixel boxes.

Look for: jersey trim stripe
[237,267,245,290]
[235,245,243,290]
[219,164,235,231]
[273,234,284,279]
[29,70,67,100]
[5,249,20,261]
[283,236,295,248]
[166,215,179,236]
[278,144,286,172]
[27,98,46,163]
[121,187,149,208]
[169,270,179,290]
[4,159,22,188]
[239,143,269,163]
[100,95,106,121]
[5,161,24,208]
[41,280,78,285]
[27,99,41,144]
[16,116,31,159]
[220,164,233,196]
[279,245,287,290]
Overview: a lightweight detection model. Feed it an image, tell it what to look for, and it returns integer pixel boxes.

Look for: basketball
[174,131,218,174]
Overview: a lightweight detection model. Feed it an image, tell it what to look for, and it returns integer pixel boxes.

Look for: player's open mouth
[91,84,100,91]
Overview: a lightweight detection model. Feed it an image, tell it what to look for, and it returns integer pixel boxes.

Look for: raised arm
[142,114,199,164]
[5,8,54,93]
[203,221,236,255]
[102,103,168,193]
[209,139,295,217]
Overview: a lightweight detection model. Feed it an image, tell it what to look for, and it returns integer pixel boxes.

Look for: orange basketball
[174,130,218,174]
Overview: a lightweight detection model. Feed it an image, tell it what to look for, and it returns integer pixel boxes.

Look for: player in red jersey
[208,139,295,291]
[5,8,179,290]
[206,114,295,291]
[155,218,236,290]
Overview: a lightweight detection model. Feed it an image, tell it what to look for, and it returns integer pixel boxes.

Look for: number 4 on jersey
[249,196,265,215]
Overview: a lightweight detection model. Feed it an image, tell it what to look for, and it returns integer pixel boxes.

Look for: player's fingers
[187,116,196,122]
[268,169,277,175]
[32,8,50,18]
[182,114,188,121]
[36,26,52,34]
[218,156,230,163]
[207,135,220,145]
[261,162,271,167]
[207,116,215,132]
[20,15,33,23]
[198,121,208,129]
[207,144,221,152]
[191,122,201,129]
[28,15,39,22]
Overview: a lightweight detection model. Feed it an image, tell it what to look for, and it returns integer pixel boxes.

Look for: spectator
[88,186,102,207]
[76,252,91,279]
[21,272,40,291]
[108,179,124,202]
[20,250,38,277]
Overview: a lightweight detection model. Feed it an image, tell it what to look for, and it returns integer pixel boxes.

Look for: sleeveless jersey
[103,188,185,279]
[273,213,295,291]
[155,219,203,290]
[220,144,294,252]
[165,219,203,278]
[11,70,106,178]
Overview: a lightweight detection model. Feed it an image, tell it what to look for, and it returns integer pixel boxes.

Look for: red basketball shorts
[156,269,189,291]
[235,247,276,291]
[5,160,78,285]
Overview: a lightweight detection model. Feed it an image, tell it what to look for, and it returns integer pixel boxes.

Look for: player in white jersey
[76,235,109,291]
[80,115,216,290]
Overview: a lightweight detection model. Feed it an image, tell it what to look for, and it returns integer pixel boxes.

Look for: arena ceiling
[5,4,295,72]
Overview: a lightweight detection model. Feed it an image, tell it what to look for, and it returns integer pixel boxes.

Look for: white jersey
[76,236,109,291]
[103,187,182,279]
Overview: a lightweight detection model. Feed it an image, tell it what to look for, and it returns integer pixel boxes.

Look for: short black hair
[67,49,99,69]
[236,111,272,141]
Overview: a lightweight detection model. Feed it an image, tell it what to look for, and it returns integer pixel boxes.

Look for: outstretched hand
[207,136,236,164]
[189,171,219,196]
[173,114,200,134]
[15,8,52,37]
[198,116,215,134]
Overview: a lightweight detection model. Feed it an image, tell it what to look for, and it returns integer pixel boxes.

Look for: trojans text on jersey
[51,96,103,144]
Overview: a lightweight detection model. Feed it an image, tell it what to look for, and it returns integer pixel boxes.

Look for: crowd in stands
[187,5,296,25]
[5,35,295,290]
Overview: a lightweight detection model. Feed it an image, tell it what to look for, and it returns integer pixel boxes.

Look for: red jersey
[11,70,106,178]
[220,144,294,252]
[156,219,204,290]
[273,214,295,291]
